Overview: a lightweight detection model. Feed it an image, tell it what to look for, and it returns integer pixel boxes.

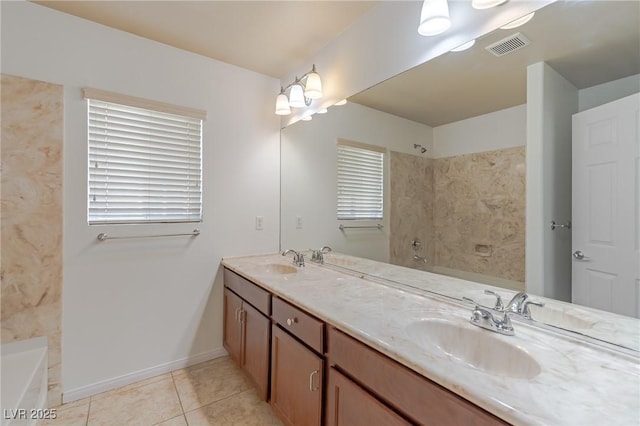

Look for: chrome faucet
[504,292,544,320]
[463,296,515,336]
[310,246,332,264]
[282,249,305,267]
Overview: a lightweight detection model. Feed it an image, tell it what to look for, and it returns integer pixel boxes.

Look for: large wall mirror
[281,1,639,351]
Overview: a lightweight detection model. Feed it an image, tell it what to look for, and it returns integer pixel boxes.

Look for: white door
[572,93,639,318]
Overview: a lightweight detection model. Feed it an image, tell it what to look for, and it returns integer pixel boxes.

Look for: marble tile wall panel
[1,74,64,406]
[389,151,435,269]
[433,146,526,282]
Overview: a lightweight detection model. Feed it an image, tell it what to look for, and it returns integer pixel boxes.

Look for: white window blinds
[86,91,204,224]
[337,140,384,220]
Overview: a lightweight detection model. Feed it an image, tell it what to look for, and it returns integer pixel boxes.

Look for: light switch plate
[296,216,303,229]
[256,216,264,230]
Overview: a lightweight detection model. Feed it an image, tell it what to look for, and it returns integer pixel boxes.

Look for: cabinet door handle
[239,309,246,323]
[309,370,319,392]
[286,317,298,326]
[235,308,240,322]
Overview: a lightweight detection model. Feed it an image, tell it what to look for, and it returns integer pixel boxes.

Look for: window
[84,88,206,224]
[336,139,384,220]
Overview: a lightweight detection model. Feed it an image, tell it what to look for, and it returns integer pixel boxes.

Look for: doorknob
[572,250,587,260]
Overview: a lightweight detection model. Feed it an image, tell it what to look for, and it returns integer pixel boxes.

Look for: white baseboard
[62,347,228,403]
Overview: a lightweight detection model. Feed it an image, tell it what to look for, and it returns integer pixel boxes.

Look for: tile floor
[44,357,283,426]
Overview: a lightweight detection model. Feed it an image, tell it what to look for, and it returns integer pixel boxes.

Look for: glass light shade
[418,0,451,36]
[301,115,313,121]
[304,72,323,99]
[288,83,306,108]
[317,108,328,114]
[472,0,507,10]
[450,39,476,52]
[334,99,347,106]
[500,12,534,29]
[275,93,291,115]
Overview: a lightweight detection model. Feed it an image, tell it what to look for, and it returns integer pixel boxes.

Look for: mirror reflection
[280,1,639,349]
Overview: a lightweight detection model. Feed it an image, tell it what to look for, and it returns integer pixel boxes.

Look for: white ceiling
[350,1,640,126]
[32,0,378,79]
[31,1,639,127]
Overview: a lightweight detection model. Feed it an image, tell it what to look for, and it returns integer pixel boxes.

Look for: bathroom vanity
[222,253,640,426]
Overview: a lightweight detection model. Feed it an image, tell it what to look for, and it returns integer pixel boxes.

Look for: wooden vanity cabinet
[270,297,325,426]
[326,367,410,426]
[223,269,270,401]
[327,327,509,426]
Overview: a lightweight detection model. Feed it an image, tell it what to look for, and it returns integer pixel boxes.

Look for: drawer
[327,327,508,426]
[224,268,270,316]
[272,297,324,354]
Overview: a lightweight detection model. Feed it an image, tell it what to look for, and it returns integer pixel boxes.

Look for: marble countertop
[222,253,640,426]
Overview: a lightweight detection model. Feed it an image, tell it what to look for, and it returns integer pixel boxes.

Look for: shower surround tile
[1,74,64,406]
[434,146,526,282]
[389,147,525,284]
[389,151,435,269]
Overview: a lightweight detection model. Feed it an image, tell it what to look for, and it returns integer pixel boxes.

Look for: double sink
[255,260,542,380]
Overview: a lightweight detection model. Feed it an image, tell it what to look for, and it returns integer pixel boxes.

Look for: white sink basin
[256,263,298,275]
[405,318,541,379]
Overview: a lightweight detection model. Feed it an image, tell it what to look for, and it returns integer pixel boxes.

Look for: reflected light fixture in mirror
[472,0,507,10]
[274,64,323,115]
[451,39,476,52]
[500,12,535,29]
[418,0,451,36]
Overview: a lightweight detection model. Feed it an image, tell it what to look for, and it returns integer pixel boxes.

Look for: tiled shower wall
[389,151,435,269]
[1,74,64,406]
[390,146,526,283]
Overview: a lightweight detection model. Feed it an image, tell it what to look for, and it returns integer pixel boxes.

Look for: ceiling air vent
[485,32,530,57]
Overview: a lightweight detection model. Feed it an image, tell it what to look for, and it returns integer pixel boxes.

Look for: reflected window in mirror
[336,139,385,220]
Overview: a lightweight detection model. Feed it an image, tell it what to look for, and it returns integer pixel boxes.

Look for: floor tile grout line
[181,387,255,418]
[85,397,92,426]
[171,372,187,417]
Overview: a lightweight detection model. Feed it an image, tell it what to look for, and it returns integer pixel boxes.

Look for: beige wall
[390,146,526,283]
[1,74,63,406]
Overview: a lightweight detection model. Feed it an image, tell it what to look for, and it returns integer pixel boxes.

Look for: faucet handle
[320,246,332,253]
[483,290,504,311]
[521,300,544,320]
[462,296,479,307]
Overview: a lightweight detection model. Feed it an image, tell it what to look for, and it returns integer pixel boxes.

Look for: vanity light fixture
[472,0,507,9]
[317,108,328,114]
[334,99,348,106]
[301,115,313,121]
[418,0,451,36]
[451,39,476,52]
[500,12,534,29]
[274,64,323,116]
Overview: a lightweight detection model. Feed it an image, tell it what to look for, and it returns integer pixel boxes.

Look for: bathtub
[1,337,48,426]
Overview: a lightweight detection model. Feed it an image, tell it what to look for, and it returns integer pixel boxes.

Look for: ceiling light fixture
[451,39,476,52]
[275,64,323,116]
[418,0,451,36]
[500,12,534,29]
[472,0,507,10]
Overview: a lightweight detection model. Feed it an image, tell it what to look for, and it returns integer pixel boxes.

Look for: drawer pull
[309,370,319,392]
[286,317,298,326]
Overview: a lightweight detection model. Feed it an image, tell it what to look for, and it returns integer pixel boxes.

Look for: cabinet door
[271,324,323,426]
[241,301,270,401]
[223,288,242,363]
[326,367,410,426]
